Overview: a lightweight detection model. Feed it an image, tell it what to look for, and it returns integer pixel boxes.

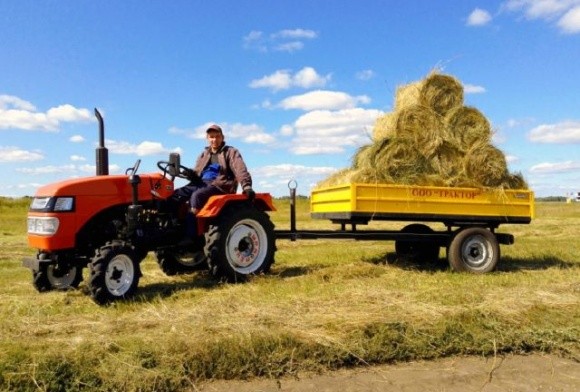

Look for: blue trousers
[171,183,224,237]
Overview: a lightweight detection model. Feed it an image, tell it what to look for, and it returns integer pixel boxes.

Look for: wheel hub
[105,255,134,295]
[226,221,264,270]
[462,236,490,268]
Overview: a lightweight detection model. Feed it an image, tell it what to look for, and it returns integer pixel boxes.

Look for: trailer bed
[310,183,534,226]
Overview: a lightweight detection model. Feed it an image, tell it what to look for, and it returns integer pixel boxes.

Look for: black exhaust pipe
[94,108,109,176]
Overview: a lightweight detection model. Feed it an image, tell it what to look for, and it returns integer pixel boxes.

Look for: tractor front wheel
[33,263,83,292]
[89,242,142,305]
[204,206,275,282]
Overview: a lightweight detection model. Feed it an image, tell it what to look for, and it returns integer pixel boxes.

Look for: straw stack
[316,71,527,190]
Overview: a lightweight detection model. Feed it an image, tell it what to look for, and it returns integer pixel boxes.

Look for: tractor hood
[32,172,172,200]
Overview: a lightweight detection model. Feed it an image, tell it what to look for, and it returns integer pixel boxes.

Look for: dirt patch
[198,354,579,392]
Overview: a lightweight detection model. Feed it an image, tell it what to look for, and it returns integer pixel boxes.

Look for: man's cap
[206,124,223,134]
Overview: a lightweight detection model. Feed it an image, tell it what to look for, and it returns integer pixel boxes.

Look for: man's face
[207,130,224,151]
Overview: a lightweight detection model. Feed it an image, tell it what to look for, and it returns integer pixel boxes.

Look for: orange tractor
[23,109,276,304]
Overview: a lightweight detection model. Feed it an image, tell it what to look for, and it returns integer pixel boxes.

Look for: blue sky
[1,0,579,198]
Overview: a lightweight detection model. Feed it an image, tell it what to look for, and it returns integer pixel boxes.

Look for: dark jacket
[193,143,252,194]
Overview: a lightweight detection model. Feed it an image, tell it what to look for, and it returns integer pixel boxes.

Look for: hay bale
[427,140,464,179]
[445,106,492,149]
[393,104,444,148]
[352,145,372,169]
[463,142,508,188]
[374,139,431,184]
[419,73,464,116]
[372,113,396,140]
[394,81,422,110]
[351,167,393,184]
[502,172,528,189]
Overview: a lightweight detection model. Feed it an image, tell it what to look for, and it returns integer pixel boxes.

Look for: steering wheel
[157,160,194,181]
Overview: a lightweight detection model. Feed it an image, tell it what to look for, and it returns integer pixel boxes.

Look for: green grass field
[0,197,578,391]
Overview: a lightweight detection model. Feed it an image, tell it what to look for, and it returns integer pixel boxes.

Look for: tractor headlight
[30,196,75,212]
[27,217,60,235]
[53,197,74,211]
[30,197,51,210]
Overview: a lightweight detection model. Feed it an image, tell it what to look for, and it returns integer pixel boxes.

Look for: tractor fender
[197,193,276,218]
[195,193,276,234]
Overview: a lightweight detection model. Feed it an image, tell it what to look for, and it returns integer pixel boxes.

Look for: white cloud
[70,135,85,143]
[290,108,382,155]
[293,67,331,88]
[272,29,318,39]
[47,104,92,122]
[70,155,86,162]
[0,95,93,132]
[528,120,580,143]
[106,140,182,156]
[274,41,304,53]
[467,8,493,26]
[558,5,580,33]
[253,163,336,178]
[464,84,487,94]
[249,67,330,92]
[249,70,292,91]
[505,155,519,163]
[16,163,121,176]
[530,160,580,173]
[226,123,276,144]
[279,124,294,136]
[356,70,375,81]
[503,0,580,34]
[17,164,77,175]
[243,28,317,52]
[187,122,276,145]
[243,30,266,52]
[0,146,44,162]
[0,95,36,111]
[503,0,572,19]
[279,90,371,111]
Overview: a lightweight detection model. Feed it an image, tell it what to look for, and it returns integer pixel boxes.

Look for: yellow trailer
[310,183,534,225]
[276,183,534,274]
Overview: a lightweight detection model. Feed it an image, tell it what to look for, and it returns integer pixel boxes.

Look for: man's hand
[244,188,256,202]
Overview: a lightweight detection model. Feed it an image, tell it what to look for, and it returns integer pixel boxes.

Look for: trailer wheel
[204,206,275,282]
[155,249,207,276]
[395,224,440,263]
[33,263,83,292]
[89,242,142,305]
[447,227,499,273]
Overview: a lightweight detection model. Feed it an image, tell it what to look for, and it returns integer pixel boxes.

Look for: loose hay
[316,71,528,191]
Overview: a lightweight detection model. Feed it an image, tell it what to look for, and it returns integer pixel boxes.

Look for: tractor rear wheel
[89,241,142,304]
[204,206,275,282]
[155,249,207,276]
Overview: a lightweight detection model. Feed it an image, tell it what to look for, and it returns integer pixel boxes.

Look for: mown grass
[0,197,578,391]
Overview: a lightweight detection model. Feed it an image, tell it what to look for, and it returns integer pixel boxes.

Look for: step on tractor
[23,109,276,304]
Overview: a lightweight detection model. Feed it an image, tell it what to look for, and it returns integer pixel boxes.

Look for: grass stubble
[0,197,578,391]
